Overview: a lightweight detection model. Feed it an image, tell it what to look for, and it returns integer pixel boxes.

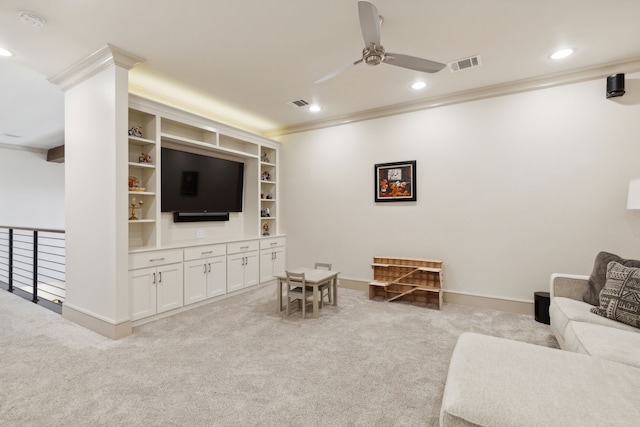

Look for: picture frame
[374,160,417,202]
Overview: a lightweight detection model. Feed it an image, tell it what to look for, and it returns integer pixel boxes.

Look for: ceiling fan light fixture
[0,48,13,57]
[550,48,575,60]
[411,81,427,90]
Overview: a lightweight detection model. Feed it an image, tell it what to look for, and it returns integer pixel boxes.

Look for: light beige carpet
[0,284,557,426]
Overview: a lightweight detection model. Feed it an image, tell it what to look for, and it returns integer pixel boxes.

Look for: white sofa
[549,273,640,368]
[440,273,640,426]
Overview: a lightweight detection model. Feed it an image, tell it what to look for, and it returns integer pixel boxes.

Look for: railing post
[8,228,13,292]
[32,230,38,303]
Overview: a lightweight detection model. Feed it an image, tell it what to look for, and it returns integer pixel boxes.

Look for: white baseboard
[339,278,534,316]
[62,304,132,339]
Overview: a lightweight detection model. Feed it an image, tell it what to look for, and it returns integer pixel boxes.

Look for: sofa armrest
[550,273,589,300]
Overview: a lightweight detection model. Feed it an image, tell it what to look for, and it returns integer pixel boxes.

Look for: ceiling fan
[315,0,446,84]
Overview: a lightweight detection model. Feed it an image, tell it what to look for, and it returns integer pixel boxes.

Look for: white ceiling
[2,0,640,150]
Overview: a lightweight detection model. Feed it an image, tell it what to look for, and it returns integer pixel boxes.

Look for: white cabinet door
[259,247,286,283]
[156,263,184,314]
[184,259,207,305]
[227,251,259,291]
[259,250,275,283]
[244,251,259,288]
[273,247,286,277]
[206,255,227,298]
[227,253,245,293]
[130,267,157,321]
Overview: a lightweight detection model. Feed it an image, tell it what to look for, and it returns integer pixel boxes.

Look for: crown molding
[263,56,640,138]
[49,44,145,91]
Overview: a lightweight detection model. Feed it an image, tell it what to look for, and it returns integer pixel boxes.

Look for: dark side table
[534,291,551,324]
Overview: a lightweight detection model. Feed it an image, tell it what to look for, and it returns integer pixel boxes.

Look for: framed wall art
[374,160,417,202]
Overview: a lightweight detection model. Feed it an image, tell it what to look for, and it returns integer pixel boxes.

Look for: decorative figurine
[261,171,271,181]
[138,152,152,164]
[129,198,144,220]
[261,152,270,163]
[128,126,142,137]
[129,175,145,192]
[262,222,270,236]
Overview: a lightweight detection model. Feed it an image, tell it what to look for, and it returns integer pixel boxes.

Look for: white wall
[278,76,640,302]
[0,147,65,229]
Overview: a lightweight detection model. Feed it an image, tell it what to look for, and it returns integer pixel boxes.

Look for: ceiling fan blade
[358,1,381,47]
[314,59,363,84]
[384,52,446,73]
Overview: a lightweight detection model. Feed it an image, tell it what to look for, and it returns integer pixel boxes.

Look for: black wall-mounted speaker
[173,212,230,222]
[606,73,625,98]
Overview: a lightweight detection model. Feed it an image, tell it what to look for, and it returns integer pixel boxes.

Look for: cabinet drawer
[129,249,183,270]
[184,244,226,261]
[227,240,259,254]
[260,237,286,250]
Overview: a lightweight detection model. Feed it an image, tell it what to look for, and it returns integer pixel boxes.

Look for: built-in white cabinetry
[127,96,284,325]
[127,96,280,251]
[128,236,285,323]
[129,250,184,321]
[227,241,260,293]
[183,244,227,305]
[259,237,286,283]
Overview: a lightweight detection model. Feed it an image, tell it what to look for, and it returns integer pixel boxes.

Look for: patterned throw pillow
[590,261,640,328]
[583,251,640,306]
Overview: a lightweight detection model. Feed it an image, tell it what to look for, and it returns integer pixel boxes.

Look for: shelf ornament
[129,197,144,220]
[138,152,151,164]
[128,126,142,137]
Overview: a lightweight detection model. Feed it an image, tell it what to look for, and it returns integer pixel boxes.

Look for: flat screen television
[161,147,244,214]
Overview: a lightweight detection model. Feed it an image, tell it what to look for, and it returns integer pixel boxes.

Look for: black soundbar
[173,212,230,222]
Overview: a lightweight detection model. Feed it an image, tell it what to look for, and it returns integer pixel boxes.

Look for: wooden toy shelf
[368,256,443,309]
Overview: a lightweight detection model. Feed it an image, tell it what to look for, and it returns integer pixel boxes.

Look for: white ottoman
[440,332,640,426]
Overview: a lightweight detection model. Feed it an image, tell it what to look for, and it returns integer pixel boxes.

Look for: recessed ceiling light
[411,81,427,90]
[18,11,46,28]
[550,48,575,60]
[308,104,322,113]
[0,48,13,57]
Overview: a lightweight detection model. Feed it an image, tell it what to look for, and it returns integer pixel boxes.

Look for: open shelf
[369,256,443,309]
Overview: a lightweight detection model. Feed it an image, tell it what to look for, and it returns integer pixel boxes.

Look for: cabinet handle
[201,251,213,255]
[204,264,207,274]
[153,272,156,284]
[270,242,277,246]
[272,252,275,260]
[240,246,249,250]
[241,257,245,266]
[208,263,211,273]
[159,272,162,283]
[150,258,165,262]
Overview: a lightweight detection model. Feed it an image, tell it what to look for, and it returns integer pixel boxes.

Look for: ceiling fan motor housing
[363,45,385,66]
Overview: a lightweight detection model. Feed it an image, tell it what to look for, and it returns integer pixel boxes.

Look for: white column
[50,45,144,338]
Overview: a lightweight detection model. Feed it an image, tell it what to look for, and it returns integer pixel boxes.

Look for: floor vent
[287,99,310,108]
[448,55,482,73]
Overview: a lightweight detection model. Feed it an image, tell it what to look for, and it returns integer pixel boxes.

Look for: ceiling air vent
[0,132,21,139]
[448,55,482,73]
[287,99,310,108]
